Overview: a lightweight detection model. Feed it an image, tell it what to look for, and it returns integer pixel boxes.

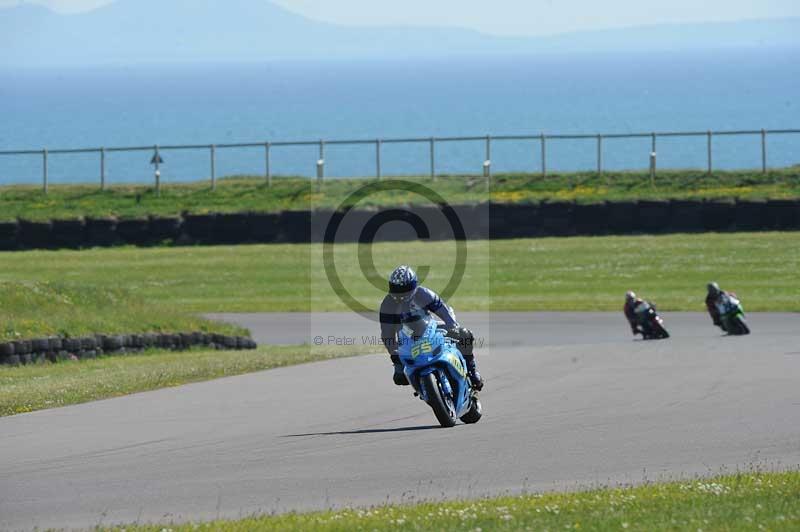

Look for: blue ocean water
[1,48,799,186]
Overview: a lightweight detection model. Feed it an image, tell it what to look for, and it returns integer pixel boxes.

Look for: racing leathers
[706,290,737,330]
[624,297,653,335]
[379,286,483,390]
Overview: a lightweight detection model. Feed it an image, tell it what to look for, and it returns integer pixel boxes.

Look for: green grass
[0,280,244,342]
[487,232,800,312]
[1,169,798,221]
[1,233,797,338]
[0,344,370,417]
[115,471,800,531]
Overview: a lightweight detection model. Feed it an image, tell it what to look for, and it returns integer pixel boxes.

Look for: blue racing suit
[379,286,458,360]
[379,286,483,389]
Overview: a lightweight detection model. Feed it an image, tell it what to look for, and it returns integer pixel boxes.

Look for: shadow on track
[282,425,441,437]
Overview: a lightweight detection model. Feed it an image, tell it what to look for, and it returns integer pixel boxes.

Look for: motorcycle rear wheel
[422,373,457,428]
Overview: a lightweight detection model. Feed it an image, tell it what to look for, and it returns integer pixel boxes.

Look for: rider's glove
[393,362,409,386]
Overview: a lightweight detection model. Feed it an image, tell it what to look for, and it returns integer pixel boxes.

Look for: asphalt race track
[1,313,799,530]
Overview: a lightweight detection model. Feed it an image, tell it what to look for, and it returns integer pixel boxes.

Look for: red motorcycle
[633,302,670,340]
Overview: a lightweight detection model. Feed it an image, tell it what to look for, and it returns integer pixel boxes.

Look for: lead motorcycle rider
[379,265,484,391]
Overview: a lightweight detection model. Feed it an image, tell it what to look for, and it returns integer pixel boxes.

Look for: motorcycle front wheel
[422,372,457,427]
[642,321,669,340]
[460,395,482,424]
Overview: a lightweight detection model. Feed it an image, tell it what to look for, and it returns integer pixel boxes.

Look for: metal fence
[1,127,798,194]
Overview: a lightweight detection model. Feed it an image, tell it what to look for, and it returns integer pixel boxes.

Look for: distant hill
[1,0,798,66]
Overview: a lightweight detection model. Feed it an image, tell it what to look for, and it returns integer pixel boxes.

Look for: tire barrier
[0,332,258,366]
[734,200,767,231]
[0,220,18,250]
[573,203,608,235]
[213,212,251,244]
[606,201,638,234]
[766,199,800,229]
[669,200,704,233]
[149,215,183,242]
[490,203,540,238]
[277,210,311,243]
[86,217,118,247]
[0,199,798,251]
[636,200,671,234]
[51,218,86,249]
[701,200,736,232]
[249,212,281,242]
[116,218,150,246]
[183,213,217,244]
[17,219,53,249]
[539,201,575,236]
[457,203,491,240]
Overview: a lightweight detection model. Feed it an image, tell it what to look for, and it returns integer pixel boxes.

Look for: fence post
[485,134,492,191]
[540,134,547,177]
[265,142,271,187]
[430,137,436,181]
[761,129,767,173]
[376,139,382,180]
[210,144,216,191]
[154,145,161,197]
[707,131,713,174]
[651,132,657,177]
[597,134,603,174]
[42,148,48,194]
[317,140,325,191]
[100,148,106,190]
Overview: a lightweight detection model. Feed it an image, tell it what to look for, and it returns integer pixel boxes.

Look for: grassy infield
[2,173,799,529]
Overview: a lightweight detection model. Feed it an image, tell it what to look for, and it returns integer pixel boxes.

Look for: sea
[1,47,799,185]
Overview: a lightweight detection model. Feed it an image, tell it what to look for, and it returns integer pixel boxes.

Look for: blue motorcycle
[398,314,482,428]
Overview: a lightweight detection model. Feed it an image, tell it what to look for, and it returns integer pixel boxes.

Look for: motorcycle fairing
[398,317,472,418]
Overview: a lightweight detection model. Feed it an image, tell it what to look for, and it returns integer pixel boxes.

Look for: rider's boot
[464,354,484,391]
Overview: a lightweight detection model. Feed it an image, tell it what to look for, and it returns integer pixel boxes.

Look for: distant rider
[705,282,736,331]
[379,265,484,391]
[623,290,655,337]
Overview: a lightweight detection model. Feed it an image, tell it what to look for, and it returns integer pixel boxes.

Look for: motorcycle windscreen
[401,313,433,338]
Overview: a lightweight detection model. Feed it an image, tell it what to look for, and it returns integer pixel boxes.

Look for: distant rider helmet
[389,265,418,303]
[625,291,636,303]
[707,282,720,297]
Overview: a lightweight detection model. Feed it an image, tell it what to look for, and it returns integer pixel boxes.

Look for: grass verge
[0,280,244,342]
[1,169,798,221]
[1,233,798,324]
[0,344,372,417]
[116,471,799,531]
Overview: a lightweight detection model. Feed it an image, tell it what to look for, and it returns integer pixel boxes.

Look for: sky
[1,0,798,36]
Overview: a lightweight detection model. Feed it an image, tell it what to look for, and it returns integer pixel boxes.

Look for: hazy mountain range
[1,0,798,67]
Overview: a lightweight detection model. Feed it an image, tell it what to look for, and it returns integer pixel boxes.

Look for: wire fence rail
[1,128,798,195]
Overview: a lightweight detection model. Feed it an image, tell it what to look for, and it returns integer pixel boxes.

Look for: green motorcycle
[717,293,750,336]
